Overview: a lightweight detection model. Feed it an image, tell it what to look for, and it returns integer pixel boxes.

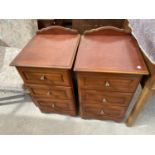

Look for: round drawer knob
[47,91,52,96]
[102,98,107,103]
[100,110,105,115]
[105,81,110,87]
[40,75,45,80]
[52,103,55,108]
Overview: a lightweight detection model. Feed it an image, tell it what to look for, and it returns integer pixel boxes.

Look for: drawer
[39,105,77,116]
[33,98,76,111]
[78,73,141,93]
[26,84,73,100]
[81,90,132,107]
[17,67,71,86]
[81,105,127,122]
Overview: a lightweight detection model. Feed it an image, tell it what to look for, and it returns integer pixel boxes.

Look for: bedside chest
[74,26,149,122]
[11,26,80,116]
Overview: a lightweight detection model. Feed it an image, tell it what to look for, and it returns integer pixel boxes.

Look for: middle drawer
[81,89,132,107]
[26,84,73,100]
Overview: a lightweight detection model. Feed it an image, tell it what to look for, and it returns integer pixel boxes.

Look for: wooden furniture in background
[72,19,125,33]
[37,19,72,29]
[120,19,155,126]
[126,50,155,126]
[74,26,149,122]
[37,19,126,33]
[10,26,80,116]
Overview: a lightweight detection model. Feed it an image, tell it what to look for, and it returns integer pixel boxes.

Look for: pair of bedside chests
[11,26,149,122]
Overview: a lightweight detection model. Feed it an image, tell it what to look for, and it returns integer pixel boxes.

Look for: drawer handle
[52,103,55,108]
[100,110,105,115]
[47,91,52,96]
[102,98,107,103]
[40,75,46,80]
[105,81,110,87]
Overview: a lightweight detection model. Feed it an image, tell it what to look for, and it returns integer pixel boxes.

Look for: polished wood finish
[74,27,148,75]
[81,104,127,122]
[32,98,76,115]
[39,105,76,116]
[37,26,78,35]
[74,26,149,122]
[11,26,80,69]
[81,89,132,107]
[77,72,141,93]
[26,84,73,100]
[17,67,71,86]
[11,26,80,116]
[34,98,75,110]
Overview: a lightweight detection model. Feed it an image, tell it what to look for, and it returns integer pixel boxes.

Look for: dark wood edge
[73,68,149,75]
[68,34,81,69]
[37,26,78,35]
[84,26,130,35]
[123,19,132,33]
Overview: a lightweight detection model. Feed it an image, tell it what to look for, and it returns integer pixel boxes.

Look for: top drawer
[77,73,141,93]
[17,67,71,86]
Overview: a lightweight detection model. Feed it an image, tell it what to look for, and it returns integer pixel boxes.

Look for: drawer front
[81,90,132,107]
[39,105,77,116]
[81,105,127,121]
[17,67,71,86]
[27,84,73,100]
[78,73,141,93]
[33,98,76,111]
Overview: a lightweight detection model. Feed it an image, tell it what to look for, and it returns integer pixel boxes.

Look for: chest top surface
[11,26,80,69]
[74,26,148,75]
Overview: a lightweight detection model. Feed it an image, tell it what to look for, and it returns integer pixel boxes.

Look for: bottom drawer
[39,105,77,116]
[36,98,76,111]
[31,97,77,116]
[81,105,127,122]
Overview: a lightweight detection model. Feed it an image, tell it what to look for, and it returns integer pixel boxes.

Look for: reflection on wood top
[74,26,149,75]
[11,26,80,69]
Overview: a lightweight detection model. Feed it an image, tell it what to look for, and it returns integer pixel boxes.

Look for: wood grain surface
[74,26,149,75]
[11,26,80,69]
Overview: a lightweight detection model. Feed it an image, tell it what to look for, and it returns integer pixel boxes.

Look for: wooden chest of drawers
[74,26,149,122]
[11,26,80,116]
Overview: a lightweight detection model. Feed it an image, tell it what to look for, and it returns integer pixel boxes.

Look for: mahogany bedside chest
[74,26,149,122]
[11,26,80,116]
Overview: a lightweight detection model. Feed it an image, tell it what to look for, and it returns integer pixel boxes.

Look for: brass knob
[52,103,55,108]
[102,98,107,103]
[100,110,104,115]
[105,81,110,87]
[47,91,52,96]
[40,75,45,80]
